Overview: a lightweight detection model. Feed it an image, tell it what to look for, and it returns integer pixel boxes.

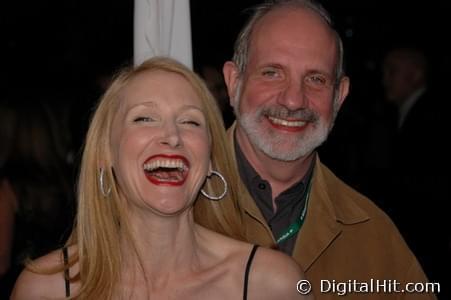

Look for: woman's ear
[207,161,214,176]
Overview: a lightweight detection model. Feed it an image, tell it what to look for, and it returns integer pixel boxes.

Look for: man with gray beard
[217,0,435,299]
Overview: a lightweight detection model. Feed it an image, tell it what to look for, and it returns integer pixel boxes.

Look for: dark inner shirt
[234,139,314,255]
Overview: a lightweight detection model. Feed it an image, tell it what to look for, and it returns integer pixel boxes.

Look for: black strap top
[243,245,259,300]
[63,245,260,299]
[63,247,70,297]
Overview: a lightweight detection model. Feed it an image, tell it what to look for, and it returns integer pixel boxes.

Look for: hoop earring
[99,168,111,197]
[201,170,228,201]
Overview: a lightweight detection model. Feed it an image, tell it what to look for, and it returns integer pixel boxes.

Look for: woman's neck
[121,210,202,280]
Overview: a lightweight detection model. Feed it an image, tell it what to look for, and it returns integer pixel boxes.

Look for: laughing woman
[11,57,311,300]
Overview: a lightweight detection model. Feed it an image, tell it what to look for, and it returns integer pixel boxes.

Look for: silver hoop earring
[201,170,228,201]
[99,168,111,197]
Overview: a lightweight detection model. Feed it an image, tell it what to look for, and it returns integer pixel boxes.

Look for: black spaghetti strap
[62,247,70,297]
[243,245,259,300]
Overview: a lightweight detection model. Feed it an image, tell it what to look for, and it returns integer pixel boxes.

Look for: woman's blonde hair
[56,56,245,299]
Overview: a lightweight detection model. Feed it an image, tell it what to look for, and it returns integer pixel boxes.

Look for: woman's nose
[159,122,182,148]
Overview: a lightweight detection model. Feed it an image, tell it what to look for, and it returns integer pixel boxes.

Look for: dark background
[2,0,450,195]
[3,1,451,92]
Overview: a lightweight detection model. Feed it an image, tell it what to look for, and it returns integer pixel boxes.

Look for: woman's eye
[181,120,200,127]
[133,116,153,123]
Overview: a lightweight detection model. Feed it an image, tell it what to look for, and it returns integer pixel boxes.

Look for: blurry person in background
[383,47,430,130]
[0,96,75,298]
[382,46,450,297]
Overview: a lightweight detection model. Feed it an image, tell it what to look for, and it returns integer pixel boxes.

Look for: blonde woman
[11,57,311,299]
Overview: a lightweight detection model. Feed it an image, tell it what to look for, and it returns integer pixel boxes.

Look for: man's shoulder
[306,162,431,291]
[312,161,424,262]
[313,160,417,254]
[315,161,392,225]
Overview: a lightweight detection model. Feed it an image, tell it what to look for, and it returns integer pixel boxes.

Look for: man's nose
[277,80,307,111]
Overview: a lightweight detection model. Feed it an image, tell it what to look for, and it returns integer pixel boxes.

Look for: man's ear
[223,61,241,108]
[335,76,350,109]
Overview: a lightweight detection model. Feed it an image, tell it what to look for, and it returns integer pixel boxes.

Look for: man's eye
[262,69,279,77]
[306,74,330,87]
[311,76,326,84]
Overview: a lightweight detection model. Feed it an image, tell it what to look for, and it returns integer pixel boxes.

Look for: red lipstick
[143,154,189,186]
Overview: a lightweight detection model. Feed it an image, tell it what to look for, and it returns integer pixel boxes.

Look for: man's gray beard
[233,84,340,162]
[237,110,328,161]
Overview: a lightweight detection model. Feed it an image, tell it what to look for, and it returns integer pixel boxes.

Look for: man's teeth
[268,116,306,127]
[143,159,188,171]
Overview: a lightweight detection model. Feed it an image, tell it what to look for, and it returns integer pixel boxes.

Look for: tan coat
[227,126,436,299]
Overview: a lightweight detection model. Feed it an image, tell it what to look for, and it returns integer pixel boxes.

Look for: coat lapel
[293,159,342,270]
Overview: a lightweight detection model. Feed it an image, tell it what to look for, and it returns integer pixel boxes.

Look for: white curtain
[134,0,192,68]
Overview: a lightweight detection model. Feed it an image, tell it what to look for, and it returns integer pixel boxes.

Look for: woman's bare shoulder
[10,248,68,300]
[193,227,313,298]
[248,247,314,300]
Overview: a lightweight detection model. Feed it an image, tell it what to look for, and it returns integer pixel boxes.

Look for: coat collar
[226,123,273,237]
